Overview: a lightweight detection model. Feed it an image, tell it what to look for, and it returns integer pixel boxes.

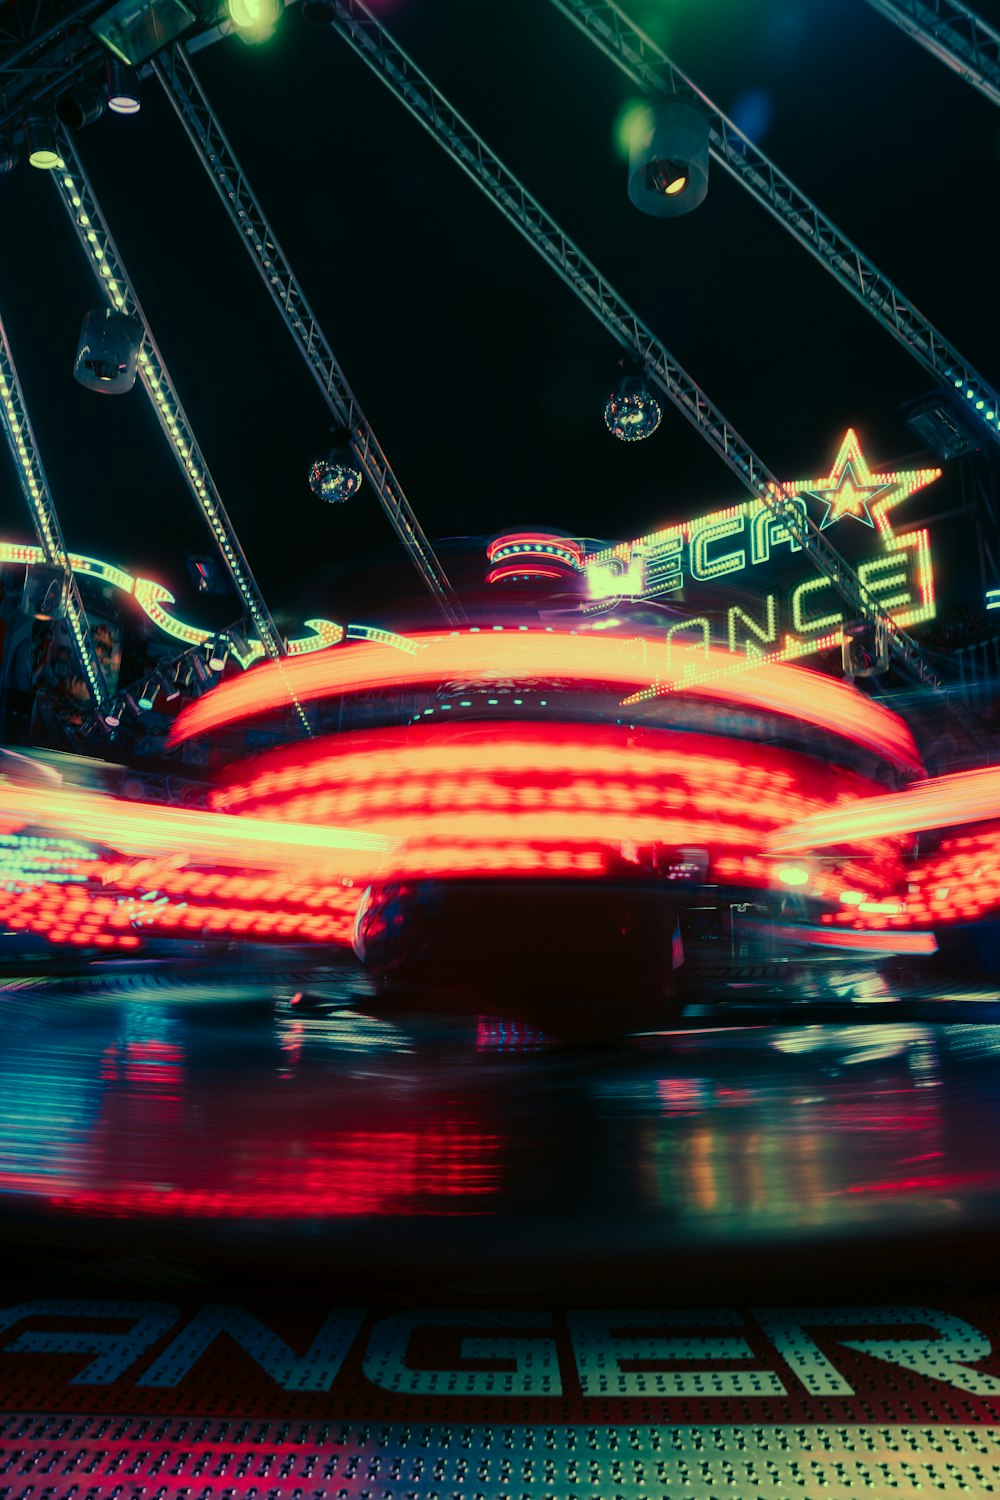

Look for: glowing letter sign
[584,430,941,677]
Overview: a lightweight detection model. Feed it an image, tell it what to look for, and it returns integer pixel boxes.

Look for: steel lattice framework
[0,315,108,708]
[50,130,319,736]
[0,0,106,132]
[546,0,1000,449]
[50,129,291,670]
[865,0,1000,109]
[153,44,465,626]
[323,0,945,693]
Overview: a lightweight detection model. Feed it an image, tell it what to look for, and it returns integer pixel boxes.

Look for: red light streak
[485,565,566,584]
[486,532,583,561]
[769,923,938,955]
[0,783,387,873]
[0,724,914,949]
[168,630,922,772]
[214,725,876,869]
[770,765,1000,853]
[0,1127,502,1217]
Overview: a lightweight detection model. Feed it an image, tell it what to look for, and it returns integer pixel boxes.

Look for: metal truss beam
[0,0,99,66]
[49,131,316,736]
[0,0,108,134]
[0,314,108,708]
[865,0,1000,109]
[154,44,465,626]
[51,130,288,667]
[324,0,945,694]
[547,0,1000,450]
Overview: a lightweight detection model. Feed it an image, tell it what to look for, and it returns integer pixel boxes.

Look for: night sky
[2,0,999,642]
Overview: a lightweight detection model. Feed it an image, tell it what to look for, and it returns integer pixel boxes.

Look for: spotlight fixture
[0,137,17,174]
[227,627,251,663]
[901,391,978,461]
[136,680,158,711]
[24,114,60,170]
[842,619,888,679]
[604,358,663,442]
[104,700,122,728]
[628,98,709,218]
[91,0,195,66]
[157,667,181,701]
[34,577,66,620]
[123,690,141,716]
[56,83,106,130]
[190,653,212,685]
[208,635,230,672]
[227,0,283,34]
[74,308,144,393]
[186,554,226,594]
[308,431,362,503]
[647,159,688,197]
[107,60,140,114]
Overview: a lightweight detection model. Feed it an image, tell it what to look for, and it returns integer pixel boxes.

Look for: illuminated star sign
[790,428,941,539]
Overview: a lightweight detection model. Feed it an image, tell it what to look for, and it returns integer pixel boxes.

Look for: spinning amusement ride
[2,0,1000,1014]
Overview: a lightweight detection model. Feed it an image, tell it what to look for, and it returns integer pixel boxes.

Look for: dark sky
[2,0,999,639]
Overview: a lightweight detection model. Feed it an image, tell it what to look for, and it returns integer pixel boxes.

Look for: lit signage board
[583,430,941,691]
[0,542,344,667]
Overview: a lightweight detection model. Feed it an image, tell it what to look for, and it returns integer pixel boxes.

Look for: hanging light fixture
[156,667,181,701]
[34,576,66,620]
[227,0,283,36]
[107,60,140,114]
[90,0,195,66]
[57,82,106,130]
[24,114,61,170]
[190,653,212,685]
[604,358,663,442]
[74,309,144,393]
[628,97,709,218]
[208,635,230,672]
[309,430,363,503]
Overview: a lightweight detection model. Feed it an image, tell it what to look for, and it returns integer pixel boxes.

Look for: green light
[613,99,653,162]
[227,0,282,28]
[28,145,60,170]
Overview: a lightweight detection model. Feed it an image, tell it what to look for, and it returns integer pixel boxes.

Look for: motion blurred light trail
[769,765,1000,852]
[0,783,388,875]
[167,630,923,773]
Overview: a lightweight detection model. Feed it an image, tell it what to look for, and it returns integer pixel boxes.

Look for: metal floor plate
[5,1416,1000,1497]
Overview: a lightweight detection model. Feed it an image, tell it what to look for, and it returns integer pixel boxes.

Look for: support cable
[0,313,108,708]
[547,0,1000,448]
[324,0,945,694]
[865,0,1000,110]
[50,130,313,736]
[154,44,465,626]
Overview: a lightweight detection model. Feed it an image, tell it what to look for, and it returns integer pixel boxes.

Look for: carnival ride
[2,0,1000,1011]
[0,626,981,1008]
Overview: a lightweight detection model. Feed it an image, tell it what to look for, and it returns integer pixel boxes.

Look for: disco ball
[308,450,363,503]
[604,379,663,443]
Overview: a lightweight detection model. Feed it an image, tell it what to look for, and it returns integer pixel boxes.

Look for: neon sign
[485,531,583,586]
[583,430,941,682]
[0,541,344,666]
